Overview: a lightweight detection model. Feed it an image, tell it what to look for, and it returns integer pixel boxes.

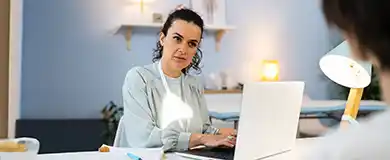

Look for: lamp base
[341,114,359,124]
[339,88,364,129]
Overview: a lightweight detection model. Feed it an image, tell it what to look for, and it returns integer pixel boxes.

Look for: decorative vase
[203,0,217,24]
[190,0,226,25]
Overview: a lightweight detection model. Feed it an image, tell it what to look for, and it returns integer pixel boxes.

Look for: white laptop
[234,81,304,159]
[176,81,305,160]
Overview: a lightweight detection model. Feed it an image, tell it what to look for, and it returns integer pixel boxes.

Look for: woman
[306,0,390,159]
[114,7,237,152]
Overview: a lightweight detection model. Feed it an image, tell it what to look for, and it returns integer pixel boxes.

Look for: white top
[166,76,182,98]
[114,62,219,152]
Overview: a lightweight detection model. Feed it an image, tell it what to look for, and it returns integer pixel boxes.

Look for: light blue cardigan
[114,62,219,151]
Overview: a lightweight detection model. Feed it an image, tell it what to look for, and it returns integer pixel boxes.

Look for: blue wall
[223,0,343,97]
[21,0,226,119]
[21,0,340,119]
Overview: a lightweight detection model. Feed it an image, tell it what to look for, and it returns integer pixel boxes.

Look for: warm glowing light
[261,60,280,81]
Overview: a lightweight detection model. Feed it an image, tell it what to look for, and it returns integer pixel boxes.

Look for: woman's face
[159,19,201,72]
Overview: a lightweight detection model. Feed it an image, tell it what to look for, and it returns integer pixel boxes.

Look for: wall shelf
[114,22,235,52]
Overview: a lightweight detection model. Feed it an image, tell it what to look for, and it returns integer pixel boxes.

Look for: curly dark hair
[152,8,204,75]
[322,0,390,71]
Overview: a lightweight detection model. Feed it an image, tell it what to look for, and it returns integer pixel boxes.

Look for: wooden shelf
[114,22,235,52]
[204,89,242,94]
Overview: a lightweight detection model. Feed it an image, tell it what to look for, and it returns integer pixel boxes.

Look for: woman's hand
[218,128,237,137]
[200,134,236,148]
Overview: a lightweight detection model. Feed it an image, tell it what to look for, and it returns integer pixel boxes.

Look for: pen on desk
[127,152,142,160]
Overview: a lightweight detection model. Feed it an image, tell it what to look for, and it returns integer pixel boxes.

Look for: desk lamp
[261,60,280,81]
[319,41,372,127]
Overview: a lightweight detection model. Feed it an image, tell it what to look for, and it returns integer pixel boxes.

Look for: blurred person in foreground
[306,0,390,159]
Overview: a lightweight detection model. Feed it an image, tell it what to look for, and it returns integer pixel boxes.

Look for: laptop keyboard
[178,147,235,160]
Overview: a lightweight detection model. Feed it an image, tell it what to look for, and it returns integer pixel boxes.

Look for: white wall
[222,0,342,100]
[20,0,231,119]
[8,0,23,138]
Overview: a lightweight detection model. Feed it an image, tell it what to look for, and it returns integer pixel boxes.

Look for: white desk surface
[265,138,320,160]
[36,138,320,160]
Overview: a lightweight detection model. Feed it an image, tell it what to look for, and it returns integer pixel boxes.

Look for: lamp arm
[339,88,364,129]
[344,88,364,118]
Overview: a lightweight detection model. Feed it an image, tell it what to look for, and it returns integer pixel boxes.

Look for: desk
[37,151,188,160]
[265,138,320,160]
[36,138,319,160]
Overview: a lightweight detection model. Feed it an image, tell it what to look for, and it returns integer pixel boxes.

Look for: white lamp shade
[319,41,372,88]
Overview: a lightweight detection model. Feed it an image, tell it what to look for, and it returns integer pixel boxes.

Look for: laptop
[176,81,305,160]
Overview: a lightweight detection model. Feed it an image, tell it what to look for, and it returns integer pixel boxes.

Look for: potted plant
[101,101,123,145]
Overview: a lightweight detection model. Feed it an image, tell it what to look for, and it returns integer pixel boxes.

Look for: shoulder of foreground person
[304,109,390,160]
